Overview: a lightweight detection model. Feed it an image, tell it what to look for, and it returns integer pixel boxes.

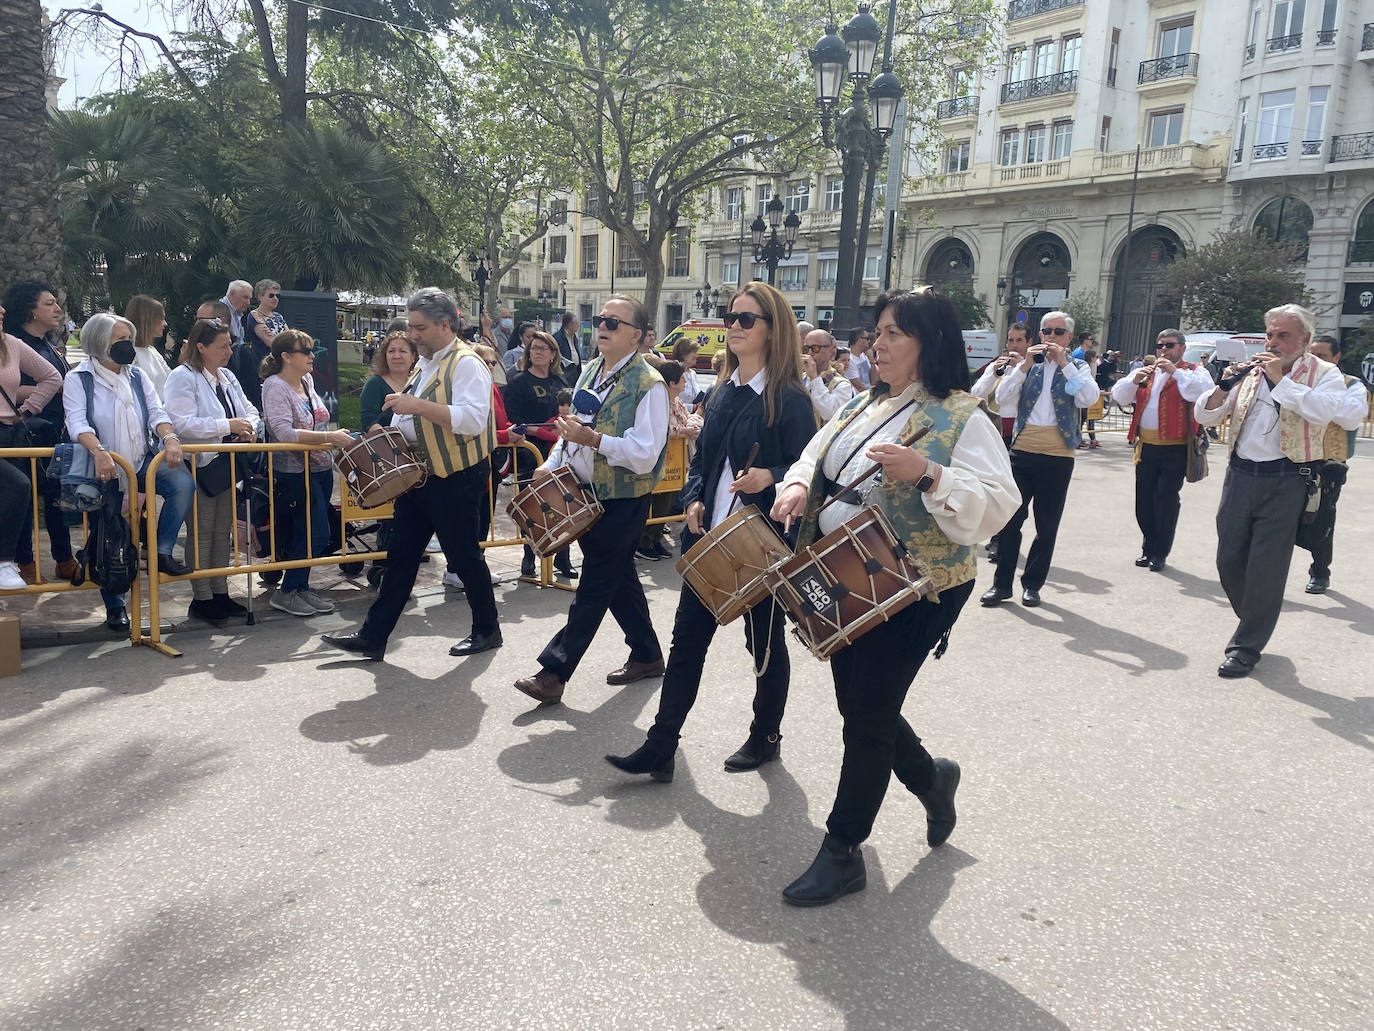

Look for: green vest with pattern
[797,388,984,598]
[577,353,667,499]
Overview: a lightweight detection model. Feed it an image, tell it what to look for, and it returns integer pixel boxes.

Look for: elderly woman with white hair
[62,312,196,631]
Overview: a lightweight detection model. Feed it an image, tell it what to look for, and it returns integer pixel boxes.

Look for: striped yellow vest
[406,342,496,477]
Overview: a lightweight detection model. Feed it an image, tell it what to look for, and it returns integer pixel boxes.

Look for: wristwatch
[915,469,937,493]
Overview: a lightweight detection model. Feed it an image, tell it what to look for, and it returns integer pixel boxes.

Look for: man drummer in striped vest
[513,295,670,704]
[1112,328,1216,573]
[323,287,501,662]
[1194,304,1348,679]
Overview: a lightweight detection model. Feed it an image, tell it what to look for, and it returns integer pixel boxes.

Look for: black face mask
[110,340,137,365]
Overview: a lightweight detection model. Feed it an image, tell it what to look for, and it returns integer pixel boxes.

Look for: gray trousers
[1215,459,1308,663]
[190,486,235,600]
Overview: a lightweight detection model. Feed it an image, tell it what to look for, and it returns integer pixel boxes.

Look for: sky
[49,0,182,107]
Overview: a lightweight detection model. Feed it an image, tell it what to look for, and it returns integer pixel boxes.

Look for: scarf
[89,359,149,486]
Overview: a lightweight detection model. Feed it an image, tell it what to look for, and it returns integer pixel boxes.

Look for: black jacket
[15,329,70,423]
[680,377,816,533]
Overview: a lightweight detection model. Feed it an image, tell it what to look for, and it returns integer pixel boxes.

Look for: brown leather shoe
[18,562,37,585]
[514,669,565,704]
[606,658,666,686]
[54,559,79,581]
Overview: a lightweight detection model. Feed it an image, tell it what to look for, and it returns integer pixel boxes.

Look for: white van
[962,330,999,373]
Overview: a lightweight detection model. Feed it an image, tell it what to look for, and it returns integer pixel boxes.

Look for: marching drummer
[322,287,502,662]
[605,281,816,782]
[769,288,1019,907]
[511,295,670,705]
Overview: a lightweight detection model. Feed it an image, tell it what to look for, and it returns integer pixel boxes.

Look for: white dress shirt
[709,366,767,531]
[969,363,1001,400]
[806,371,856,422]
[1334,376,1370,431]
[163,364,263,466]
[782,383,1020,543]
[63,359,169,467]
[394,338,492,444]
[543,351,669,484]
[1110,364,1215,430]
[995,360,1099,421]
[132,346,171,399]
[1193,365,1349,462]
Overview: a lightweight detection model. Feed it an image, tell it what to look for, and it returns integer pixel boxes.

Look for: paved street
[3,436,1371,1030]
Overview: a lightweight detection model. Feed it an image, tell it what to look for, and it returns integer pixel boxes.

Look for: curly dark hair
[871,289,971,399]
[2,279,56,336]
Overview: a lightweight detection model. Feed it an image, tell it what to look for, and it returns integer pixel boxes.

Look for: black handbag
[194,453,234,497]
[0,381,57,448]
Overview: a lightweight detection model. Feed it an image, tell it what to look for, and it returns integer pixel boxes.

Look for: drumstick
[816,424,931,518]
[723,443,763,521]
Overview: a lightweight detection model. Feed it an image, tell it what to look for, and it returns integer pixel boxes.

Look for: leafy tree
[1160,222,1315,332]
[1062,289,1105,341]
[938,282,991,330]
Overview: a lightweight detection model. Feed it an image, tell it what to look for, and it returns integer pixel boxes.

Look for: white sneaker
[0,562,25,591]
[489,570,501,585]
[442,571,465,590]
[270,590,316,616]
[425,535,443,553]
[300,589,336,613]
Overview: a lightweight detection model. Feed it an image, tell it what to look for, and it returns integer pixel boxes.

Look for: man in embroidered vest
[323,288,500,662]
[513,295,670,704]
[1298,334,1369,594]
[983,310,1100,607]
[802,329,856,422]
[1112,328,1215,572]
[1194,304,1348,678]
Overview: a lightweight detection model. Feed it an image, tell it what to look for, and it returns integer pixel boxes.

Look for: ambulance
[657,319,727,370]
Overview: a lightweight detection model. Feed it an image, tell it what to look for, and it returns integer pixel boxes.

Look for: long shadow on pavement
[1282,588,1374,639]
[999,600,1188,675]
[1248,655,1374,755]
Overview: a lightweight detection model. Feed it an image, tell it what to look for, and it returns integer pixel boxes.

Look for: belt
[1228,455,1314,477]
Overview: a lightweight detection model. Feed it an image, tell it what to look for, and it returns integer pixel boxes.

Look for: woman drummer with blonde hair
[605,281,816,782]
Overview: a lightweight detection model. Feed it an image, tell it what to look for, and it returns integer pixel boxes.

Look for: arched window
[924,238,974,287]
[1350,199,1374,263]
[1253,196,1313,257]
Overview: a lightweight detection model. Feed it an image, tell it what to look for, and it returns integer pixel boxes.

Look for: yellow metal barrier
[0,446,145,645]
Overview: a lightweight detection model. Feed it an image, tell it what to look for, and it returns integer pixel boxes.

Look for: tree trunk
[0,0,65,292]
[284,0,309,125]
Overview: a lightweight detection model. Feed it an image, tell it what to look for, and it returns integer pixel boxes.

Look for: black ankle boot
[723,730,780,771]
[915,757,961,847]
[782,834,867,907]
[604,742,675,782]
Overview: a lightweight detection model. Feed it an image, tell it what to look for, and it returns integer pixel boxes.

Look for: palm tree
[0,0,65,292]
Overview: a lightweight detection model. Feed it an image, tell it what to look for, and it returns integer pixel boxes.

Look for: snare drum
[676,505,792,625]
[336,427,428,509]
[764,506,933,660]
[506,466,604,557]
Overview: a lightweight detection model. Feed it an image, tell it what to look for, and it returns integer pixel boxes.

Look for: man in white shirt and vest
[323,287,501,661]
[1112,328,1215,572]
[1297,333,1369,594]
[514,295,670,704]
[1194,304,1347,678]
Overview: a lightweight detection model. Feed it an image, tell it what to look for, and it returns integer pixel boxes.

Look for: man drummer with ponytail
[323,287,501,662]
[512,295,670,704]
[769,289,1019,907]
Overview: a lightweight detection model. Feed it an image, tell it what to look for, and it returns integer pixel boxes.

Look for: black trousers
[993,450,1074,592]
[361,461,497,644]
[826,580,974,847]
[646,545,790,751]
[1215,459,1307,663]
[1303,481,1344,580]
[537,494,662,683]
[1134,442,1188,561]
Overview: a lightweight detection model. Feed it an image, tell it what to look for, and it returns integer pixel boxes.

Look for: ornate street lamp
[694,280,721,317]
[750,194,802,286]
[810,3,904,338]
[469,252,490,317]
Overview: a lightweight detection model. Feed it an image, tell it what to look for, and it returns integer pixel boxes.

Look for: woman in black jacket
[605,281,816,781]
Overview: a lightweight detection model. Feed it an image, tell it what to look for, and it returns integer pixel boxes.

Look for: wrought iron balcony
[1244,43,1256,61]
[1253,142,1288,160]
[1266,33,1302,53]
[1138,52,1199,84]
[936,96,979,119]
[818,277,838,290]
[1301,139,1322,157]
[1317,29,1336,46]
[955,18,983,39]
[1000,71,1078,105]
[1007,0,1083,21]
[1364,23,1374,50]
[1347,239,1374,264]
[1233,146,1244,163]
[1331,132,1374,162]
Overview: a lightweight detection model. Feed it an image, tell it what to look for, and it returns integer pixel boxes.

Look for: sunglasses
[265,293,279,299]
[723,311,773,330]
[591,314,639,331]
[290,347,314,356]
[804,343,830,353]
[484,359,498,368]
[1158,340,1182,349]
[1042,327,1069,336]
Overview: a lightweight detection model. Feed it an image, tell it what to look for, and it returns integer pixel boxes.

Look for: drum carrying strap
[821,399,918,506]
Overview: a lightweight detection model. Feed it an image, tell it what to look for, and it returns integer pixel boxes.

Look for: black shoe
[366,565,385,588]
[723,732,781,772]
[259,569,283,587]
[1305,576,1329,594]
[554,561,578,579]
[105,607,131,633]
[782,834,867,907]
[156,553,191,577]
[606,658,666,685]
[650,541,674,559]
[980,586,1012,607]
[450,629,503,656]
[520,559,535,578]
[1218,655,1256,678]
[321,631,385,661]
[188,598,228,625]
[1134,554,1152,568]
[1148,557,1166,572]
[604,742,675,783]
[635,543,663,560]
[1021,587,1041,607]
[915,758,961,847]
[213,593,249,618]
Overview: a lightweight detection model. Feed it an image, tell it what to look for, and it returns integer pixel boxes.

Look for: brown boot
[55,559,79,581]
[514,669,565,704]
[18,562,37,585]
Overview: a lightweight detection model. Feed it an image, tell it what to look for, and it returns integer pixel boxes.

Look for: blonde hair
[124,294,165,351]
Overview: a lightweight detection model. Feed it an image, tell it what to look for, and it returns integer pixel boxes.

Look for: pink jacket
[0,335,62,421]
